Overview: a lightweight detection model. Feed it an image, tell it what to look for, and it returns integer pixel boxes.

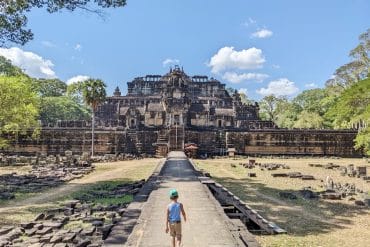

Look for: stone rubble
[0,180,145,247]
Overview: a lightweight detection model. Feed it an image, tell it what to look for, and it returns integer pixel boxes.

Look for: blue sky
[1,0,369,99]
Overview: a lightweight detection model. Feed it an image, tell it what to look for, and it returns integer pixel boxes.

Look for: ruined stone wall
[184,129,360,157]
[1,128,158,156]
[2,129,114,155]
[1,128,361,157]
[229,130,359,157]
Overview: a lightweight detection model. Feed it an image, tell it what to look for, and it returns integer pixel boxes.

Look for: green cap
[169,189,178,198]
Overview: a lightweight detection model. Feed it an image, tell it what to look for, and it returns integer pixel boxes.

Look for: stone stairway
[126,129,142,154]
[168,126,184,151]
[215,130,227,155]
[155,130,169,157]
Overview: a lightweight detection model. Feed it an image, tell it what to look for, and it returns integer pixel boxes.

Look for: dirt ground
[0,165,32,175]
[195,156,370,247]
[0,158,160,225]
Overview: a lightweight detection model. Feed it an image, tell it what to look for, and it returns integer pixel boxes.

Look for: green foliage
[31,78,67,97]
[325,78,370,154]
[292,88,328,114]
[293,111,324,129]
[71,181,134,205]
[325,29,370,89]
[274,102,301,129]
[0,76,40,147]
[0,0,127,46]
[67,81,85,105]
[325,78,370,129]
[355,127,370,156]
[67,79,107,110]
[39,96,91,125]
[80,79,107,110]
[0,56,25,76]
[259,95,288,122]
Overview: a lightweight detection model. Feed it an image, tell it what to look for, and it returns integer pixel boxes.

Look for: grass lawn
[195,156,370,247]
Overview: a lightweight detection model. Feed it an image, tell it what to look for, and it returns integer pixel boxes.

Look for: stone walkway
[125,152,240,247]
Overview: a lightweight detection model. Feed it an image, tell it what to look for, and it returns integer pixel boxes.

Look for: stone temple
[2,66,361,157]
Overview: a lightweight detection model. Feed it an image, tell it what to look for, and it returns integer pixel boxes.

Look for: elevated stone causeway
[105,152,251,247]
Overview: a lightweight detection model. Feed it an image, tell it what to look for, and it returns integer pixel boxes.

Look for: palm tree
[81,79,106,157]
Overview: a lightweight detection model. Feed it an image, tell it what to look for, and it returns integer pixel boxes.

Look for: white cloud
[257,78,299,97]
[0,47,56,78]
[242,17,257,27]
[74,44,82,51]
[222,72,268,84]
[251,28,273,39]
[305,83,318,88]
[249,17,256,24]
[66,75,90,85]
[41,41,56,48]
[272,64,280,69]
[238,88,248,95]
[162,58,180,67]
[208,46,265,73]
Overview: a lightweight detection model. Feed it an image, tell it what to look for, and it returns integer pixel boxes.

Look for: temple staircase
[126,129,142,154]
[168,126,184,151]
[155,130,169,157]
[215,130,227,155]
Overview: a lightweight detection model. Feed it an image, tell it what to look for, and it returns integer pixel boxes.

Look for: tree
[31,78,67,97]
[355,127,370,156]
[274,101,300,129]
[259,95,287,122]
[0,75,39,147]
[293,88,329,115]
[39,96,91,125]
[0,56,25,76]
[326,29,369,89]
[293,111,324,129]
[80,79,106,156]
[1,0,127,46]
[325,78,370,155]
[325,78,370,129]
[350,28,370,76]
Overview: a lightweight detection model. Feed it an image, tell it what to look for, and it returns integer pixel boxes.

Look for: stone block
[36,227,52,235]
[34,213,45,221]
[62,233,77,242]
[0,226,13,236]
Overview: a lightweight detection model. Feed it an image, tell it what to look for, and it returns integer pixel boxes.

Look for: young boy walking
[165,189,187,247]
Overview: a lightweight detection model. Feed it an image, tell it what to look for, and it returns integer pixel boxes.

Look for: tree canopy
[31,78,67,97]
[325,78,370,129]
[80,79,107,111]
[0,0,127,46]
[325,77,370,155]
[0,55,92,124]
[325,29,370,89]
[0,75,39,147]
[39,96,91,125]
[0,56,25,76]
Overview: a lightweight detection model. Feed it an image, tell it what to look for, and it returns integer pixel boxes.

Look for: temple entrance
[130,119,136,128]
[218,119,222,127]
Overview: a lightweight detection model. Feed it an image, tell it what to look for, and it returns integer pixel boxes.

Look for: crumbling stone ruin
[1,66,361,157]
[309,162,370,181]
[0,151,94,201]
[0,180,145,247]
